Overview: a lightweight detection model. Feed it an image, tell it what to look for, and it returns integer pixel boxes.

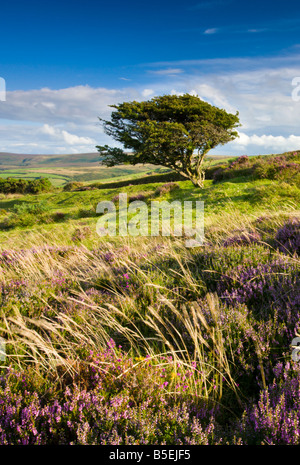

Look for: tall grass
[0,235,243,407]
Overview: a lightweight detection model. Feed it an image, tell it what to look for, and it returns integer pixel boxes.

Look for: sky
[1,0,300,155]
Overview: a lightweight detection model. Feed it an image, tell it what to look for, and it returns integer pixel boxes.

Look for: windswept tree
[97,93,240,187]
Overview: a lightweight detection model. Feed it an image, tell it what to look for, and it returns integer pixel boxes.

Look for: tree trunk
[190,170,205,188]
[191,178,204,188]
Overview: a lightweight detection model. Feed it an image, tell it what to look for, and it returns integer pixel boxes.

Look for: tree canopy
[97,93,240,187]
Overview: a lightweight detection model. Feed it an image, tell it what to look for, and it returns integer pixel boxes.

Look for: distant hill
[0,152,101,169]
[0,152,229,170]
[0,152,231,187]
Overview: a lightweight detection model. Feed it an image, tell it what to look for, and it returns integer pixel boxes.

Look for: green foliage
[0,177,53,194]
[97,93,240,187]
[63,181,84,191]
[12,200,50,215]
[77,207,97,218]
[0,201,52,229]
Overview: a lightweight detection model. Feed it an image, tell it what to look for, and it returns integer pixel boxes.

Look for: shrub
[0,201,53,230]
[229,155,250,168]
[77,207,97,218]
[0,346,219,445]
[27,178,53,194]
[212,166,254,183]
[71,226,92,242]
[212,152,300,184]
[234,362,300,445]
[154,182,180,196]
[52,212,69,222]
[275,218,300,255]
[12,201,50,215]
[128,192,151,202]
[63,182,84,192]
[0,178,52,194]
[89,172,186,190]
[111,194,120,204]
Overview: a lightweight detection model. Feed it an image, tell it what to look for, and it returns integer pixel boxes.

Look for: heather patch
[0,344,220,445]
[213,151,300,185]
[233,362,300,445]
[275,217,300,256]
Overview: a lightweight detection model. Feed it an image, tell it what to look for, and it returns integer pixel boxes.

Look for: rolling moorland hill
[0,152,101,168]
[0,151,170,186]
[0,152,229,186]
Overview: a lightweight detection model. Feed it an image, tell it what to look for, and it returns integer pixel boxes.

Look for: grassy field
[0,151,299,445]
[0,165,170,187]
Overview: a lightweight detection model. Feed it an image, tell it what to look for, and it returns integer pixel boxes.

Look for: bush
[63,182,84,192]
[213,167,254,183]
[234,362,300,445]
[12,201,50,215]
[77,207,97,218]
[128,192,151,202]
[0,347,219,445]
[71,226,92,242]
[0,201,52,230]
[154,182,180,196]
[229,155,250,167]
[51,212,69,222]
[275,218,300,255]
[27,178,53,194]
[223,230,262,247]
[252,159,299,182]
[0,178,52,194]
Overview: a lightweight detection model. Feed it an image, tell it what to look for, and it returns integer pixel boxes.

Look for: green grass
[0,151,298,249]
[0,176,299,251]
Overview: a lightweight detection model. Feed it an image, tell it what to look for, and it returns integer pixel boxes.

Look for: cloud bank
[0,54,300,155]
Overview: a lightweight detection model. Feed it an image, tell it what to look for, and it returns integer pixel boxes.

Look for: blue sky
[1,0,300,155]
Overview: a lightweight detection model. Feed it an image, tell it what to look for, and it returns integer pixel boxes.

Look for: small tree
[97,93,240,187]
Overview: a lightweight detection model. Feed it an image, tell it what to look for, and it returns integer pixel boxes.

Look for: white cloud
[190,84,237,113]
[247,29,266,33]
[209,132,300,156]
[0,122,97,154]
[149,68,184,75]
[61,130,94,145]
[0,85,142,153]
[1,54,300,155]
[232,132,300,151]
[0,85,139,125]
[204,28,218,34]
[39,124,95,145]
[142,89,154,98]
[40,124,56,136]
